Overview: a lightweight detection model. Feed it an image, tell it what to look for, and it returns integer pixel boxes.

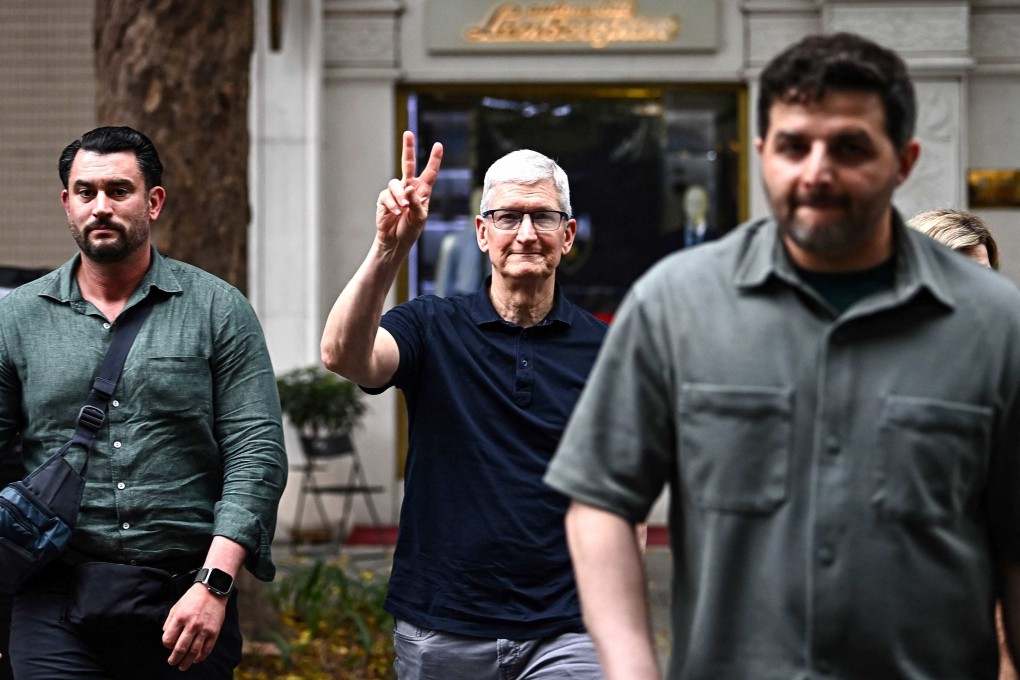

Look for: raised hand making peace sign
[375,130,444,254]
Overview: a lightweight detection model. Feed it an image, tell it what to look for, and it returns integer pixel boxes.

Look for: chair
[290,432,386,550]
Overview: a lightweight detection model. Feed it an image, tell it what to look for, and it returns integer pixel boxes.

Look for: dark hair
[58,126,163,190]
[757,32,916,149]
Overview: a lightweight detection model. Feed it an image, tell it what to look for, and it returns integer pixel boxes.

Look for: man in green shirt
[0,127,287,679]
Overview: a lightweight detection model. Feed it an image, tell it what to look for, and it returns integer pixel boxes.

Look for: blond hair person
[908,208,1000,270]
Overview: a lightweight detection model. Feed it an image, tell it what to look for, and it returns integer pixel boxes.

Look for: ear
[895,139,921,187]
[561,218,577,254]
[61,189,70,217]
[475,215,489,253]
[754,137,765,156]
[148,186,166,221]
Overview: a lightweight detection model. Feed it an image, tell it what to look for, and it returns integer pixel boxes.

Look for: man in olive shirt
[0,127,287,679]
[546,33,1020,679]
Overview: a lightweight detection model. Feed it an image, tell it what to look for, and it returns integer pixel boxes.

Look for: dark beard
[74,220,148,264]
[778,192,863,256]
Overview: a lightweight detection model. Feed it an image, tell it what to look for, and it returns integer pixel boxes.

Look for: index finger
[400,130,417,182]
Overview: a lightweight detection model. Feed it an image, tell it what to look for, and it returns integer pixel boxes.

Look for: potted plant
[276,366,366,457]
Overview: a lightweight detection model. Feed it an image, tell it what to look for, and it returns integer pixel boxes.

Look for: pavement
[645,546,673,674]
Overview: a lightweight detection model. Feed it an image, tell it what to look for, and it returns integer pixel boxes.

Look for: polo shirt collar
[734,210,955,311]
[38,246,183,310]
[468,276,574,329]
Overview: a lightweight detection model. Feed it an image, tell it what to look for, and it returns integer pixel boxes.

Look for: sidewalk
[646,546,673,674]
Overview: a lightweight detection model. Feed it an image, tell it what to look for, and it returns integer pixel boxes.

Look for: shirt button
[129,559,137,565]
[112,400,120,407]
[122,522,130,530]
[113,441,122,449]
[103,322,111,330]
[818,545,836,567]
[522,360,528,366]
[825,436,841,455]
[117,482,126,490]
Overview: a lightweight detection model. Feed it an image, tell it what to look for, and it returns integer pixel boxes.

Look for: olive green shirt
[0,250,287,580]
[546,214,1020,679]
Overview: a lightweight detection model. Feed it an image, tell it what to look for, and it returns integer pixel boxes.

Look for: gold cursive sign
[464,1,680,49]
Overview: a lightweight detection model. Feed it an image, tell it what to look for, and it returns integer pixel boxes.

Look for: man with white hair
[321,132,608,679]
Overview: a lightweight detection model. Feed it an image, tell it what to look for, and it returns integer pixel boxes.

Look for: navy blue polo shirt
[369,281,607,639]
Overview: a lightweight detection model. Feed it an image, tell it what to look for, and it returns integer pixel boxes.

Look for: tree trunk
[94,0,253,293]
[92,0,278,644]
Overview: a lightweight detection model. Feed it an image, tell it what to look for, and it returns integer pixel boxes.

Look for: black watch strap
[193,567,234,596]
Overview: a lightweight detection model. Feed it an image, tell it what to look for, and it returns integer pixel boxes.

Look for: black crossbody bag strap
[0,300,155,595]
[69,301,153,452]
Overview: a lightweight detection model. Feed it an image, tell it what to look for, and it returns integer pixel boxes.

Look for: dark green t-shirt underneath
[795,257,896,314]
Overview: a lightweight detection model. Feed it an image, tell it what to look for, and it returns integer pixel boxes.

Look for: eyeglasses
[482,209,570,232]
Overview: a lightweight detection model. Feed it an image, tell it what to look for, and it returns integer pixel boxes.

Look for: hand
[162,584,229,671]
[375,130,444,254]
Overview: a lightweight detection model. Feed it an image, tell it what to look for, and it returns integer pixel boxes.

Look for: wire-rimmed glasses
[482,209,570,232]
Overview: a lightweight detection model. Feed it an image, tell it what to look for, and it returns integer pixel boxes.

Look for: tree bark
[94,0,253,293]
[92,0,279,644]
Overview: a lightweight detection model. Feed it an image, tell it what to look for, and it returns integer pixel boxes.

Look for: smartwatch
[194,567,234,596]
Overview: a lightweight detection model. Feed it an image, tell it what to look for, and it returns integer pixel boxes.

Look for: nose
[802,143,834,186]
[92,191,113,216]
[515,214,538,242]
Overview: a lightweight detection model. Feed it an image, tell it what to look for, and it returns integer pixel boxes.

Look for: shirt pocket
[144,356,212,417]
[872,395,991,524]
[679,383,793,513]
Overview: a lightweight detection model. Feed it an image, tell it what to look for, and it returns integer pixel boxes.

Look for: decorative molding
[745,14,820,66]
[972,9,1020,63]
[325,16,399,67]
[324,0,403,12]
[826,4,968,55]
[971,0,1020,9]
[972,63,1020,76]
[323,0,403,70]
[740,0,822,12]
[324,66,403,82]
[905,56,975,77]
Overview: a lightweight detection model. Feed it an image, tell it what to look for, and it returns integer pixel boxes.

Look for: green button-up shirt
[0,250,287,580]
[547,213,1020,679]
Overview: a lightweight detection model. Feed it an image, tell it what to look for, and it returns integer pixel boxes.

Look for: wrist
[372,235,414,265]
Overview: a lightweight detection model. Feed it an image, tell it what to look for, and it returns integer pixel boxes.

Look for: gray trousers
[393,619,605,680]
